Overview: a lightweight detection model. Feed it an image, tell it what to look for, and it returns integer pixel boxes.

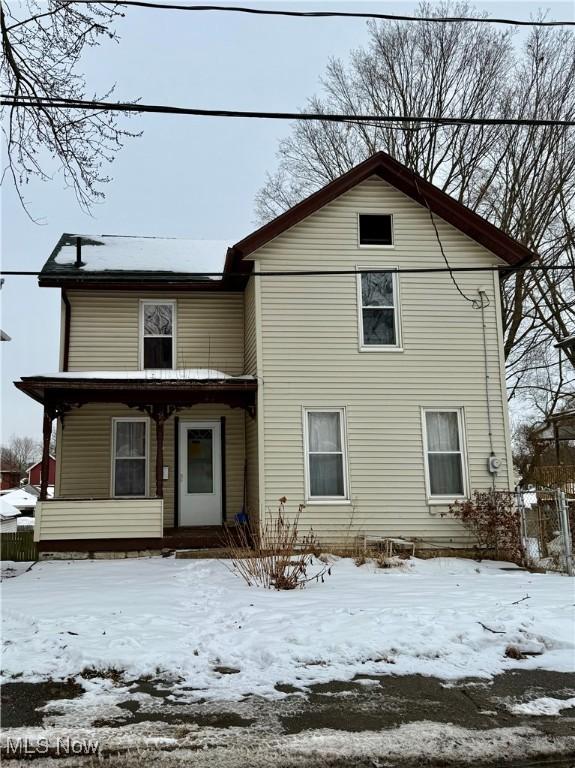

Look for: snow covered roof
[1,488,39,509]
[41,234,235,284]
[28,369,254,381]
[16,370,257,405]
[0,499,21,519]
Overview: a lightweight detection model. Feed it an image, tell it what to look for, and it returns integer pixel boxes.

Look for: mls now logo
[4,737,99,757]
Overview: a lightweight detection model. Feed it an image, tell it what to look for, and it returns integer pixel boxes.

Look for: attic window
[141,301,175,369]
[358,214,393,246]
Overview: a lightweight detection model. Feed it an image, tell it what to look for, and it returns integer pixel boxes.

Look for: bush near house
[448,490,524,564]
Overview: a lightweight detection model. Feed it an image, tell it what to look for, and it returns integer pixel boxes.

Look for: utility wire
[2,96,574,128]
[411,171,484,308]
[0,266,571,277]
[27,2,575,27]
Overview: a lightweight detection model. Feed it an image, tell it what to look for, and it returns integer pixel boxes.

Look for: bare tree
[0,435,41,476]
[255,2,575,410]
[0,0,139,216]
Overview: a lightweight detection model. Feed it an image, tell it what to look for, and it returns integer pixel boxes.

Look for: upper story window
[358,214,393,247]
[422,408,468,502]
[140,300,175,369]
[357,270,401,350]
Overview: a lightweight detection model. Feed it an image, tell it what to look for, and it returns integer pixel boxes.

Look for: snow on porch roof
[15,369,258,407]
[27,369,255,381]
[41,234,234,284]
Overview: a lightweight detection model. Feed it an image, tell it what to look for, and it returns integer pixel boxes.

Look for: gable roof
[39,152,536,289]
[225,151,536,273]
[26,456,55,473]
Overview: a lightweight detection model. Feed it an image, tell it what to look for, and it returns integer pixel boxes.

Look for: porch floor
[37,525,248,554]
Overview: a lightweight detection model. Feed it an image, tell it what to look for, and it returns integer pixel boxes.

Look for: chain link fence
[517,488,574,576]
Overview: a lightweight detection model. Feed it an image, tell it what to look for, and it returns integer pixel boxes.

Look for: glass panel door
[187,428,214,494]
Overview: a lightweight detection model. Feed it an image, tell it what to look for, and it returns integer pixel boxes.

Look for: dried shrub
[374,554,411,570]
[327,504,369,565]
[222,497,330,590]
[448,490,524,564]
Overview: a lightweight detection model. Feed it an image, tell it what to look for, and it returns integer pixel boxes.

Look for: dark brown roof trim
[38,276,247,291]
[225,151,536,271]
[15,376,257,406]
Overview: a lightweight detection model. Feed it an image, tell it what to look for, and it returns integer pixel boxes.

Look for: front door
[179,421,222,526]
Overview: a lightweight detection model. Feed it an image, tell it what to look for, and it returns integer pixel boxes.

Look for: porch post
[40,407,53,501]
[155,413,165,499]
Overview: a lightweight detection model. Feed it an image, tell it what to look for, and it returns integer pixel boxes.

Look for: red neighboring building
[27,456,56,487]
[0,469,21,491]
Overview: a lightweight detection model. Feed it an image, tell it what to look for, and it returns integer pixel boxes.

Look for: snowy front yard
[2,556,574,701]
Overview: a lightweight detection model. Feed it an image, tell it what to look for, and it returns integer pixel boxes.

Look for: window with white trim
[112,418,148,497]
[304,409,348,500]
[357,270,400,348]
[141,301,175,369]
[358,214,393,246]
[423,409,467,500]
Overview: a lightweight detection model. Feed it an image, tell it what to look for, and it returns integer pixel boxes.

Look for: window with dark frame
[358,214,393,246]
[142,302,174,369]
[359,271,398,347]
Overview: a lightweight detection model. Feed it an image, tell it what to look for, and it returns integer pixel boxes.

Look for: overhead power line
[2,96,574,128]
[0,266,572,278]
[34,2,575,27]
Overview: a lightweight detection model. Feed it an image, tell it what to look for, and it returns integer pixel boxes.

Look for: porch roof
[15,370,257,409]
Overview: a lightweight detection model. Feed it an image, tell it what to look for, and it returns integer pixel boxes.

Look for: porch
[34,497,245,552]
[16,371,258,550]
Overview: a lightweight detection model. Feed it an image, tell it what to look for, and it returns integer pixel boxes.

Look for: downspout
[62,289,71,372]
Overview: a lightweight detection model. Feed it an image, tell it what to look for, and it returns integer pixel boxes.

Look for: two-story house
[16,152,534,557]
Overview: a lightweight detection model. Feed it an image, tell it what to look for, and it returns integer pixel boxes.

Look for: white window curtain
[425,411,464,497]
[114,420,147,496]
[307,411,345,498]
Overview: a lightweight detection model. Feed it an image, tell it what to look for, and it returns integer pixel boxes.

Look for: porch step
[162,525,247,551]
[175,547,252,559]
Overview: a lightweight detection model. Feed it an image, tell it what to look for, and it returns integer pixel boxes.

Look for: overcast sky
[1,0,573,441]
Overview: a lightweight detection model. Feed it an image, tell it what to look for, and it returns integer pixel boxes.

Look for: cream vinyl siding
[244,276,257,375]
[35,498,163,541]
[66,290,244,373]
[57,403,245,529]
[251,175,512,546]
[243,277,259,520]
[245,414,259,521]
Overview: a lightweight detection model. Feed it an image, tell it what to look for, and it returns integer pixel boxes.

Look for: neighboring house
[15,152,534,556]
[0,469,21,491]
[27,456,56,488]
[0,499,21,533]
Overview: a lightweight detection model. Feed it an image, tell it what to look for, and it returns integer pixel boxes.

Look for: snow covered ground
[2,557,574,701]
